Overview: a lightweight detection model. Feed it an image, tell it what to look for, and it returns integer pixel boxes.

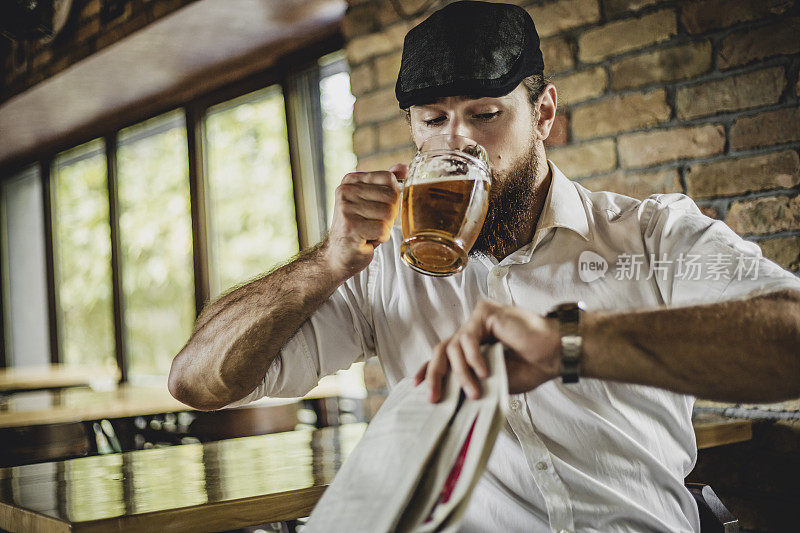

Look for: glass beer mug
[400,134,491,276]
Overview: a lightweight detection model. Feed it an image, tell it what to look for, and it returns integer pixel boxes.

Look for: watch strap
[546,302,584,384]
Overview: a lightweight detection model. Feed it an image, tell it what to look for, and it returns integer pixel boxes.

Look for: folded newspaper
[304,343,510,533]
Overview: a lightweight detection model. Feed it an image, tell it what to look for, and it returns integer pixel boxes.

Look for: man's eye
[424,116,446,126]
[475,111,501,121]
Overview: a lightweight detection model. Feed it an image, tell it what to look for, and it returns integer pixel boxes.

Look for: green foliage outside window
[53,140,116,369]
[117,112,195,381]
[205,86,299,298]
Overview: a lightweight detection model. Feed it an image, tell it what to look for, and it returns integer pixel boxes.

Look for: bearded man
[169,2,800,531]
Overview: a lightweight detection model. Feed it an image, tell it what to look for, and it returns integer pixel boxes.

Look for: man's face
[407,83,544,258]
[408,83,536,177]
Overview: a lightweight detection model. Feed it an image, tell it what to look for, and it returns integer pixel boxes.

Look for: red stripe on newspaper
[424,415,478,523]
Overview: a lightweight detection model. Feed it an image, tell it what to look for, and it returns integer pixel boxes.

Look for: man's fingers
[421,300,509,403]
[413,362,428,386]
[451,300,500,381]
[340,215,390,243]
[426,343,449,402]
[446,340,481,400]
[341,170,402,191]
[342,197,396,222]
[459,332,488,379]
[337,182,398,205]
[485,306,537,355]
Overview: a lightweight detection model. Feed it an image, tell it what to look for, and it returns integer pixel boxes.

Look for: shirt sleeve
[223,260,378,408]
[639,193,800,308]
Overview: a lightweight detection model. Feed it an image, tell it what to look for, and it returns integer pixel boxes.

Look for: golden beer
[399,135,491,276]
[400,175,490,276]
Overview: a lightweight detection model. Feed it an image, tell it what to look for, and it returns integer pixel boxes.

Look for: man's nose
[442,117,473,140]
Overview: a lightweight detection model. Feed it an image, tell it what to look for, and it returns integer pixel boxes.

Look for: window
[1,166,50,366]
[1,47,367,399]
[205,86,299,298]
[52,140,115,368]
[117,111,195,381]
[319,52,357,229]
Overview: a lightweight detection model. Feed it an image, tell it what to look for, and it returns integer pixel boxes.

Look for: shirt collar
[534,159,591,244]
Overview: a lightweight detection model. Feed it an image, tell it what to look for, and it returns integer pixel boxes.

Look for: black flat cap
[395,1,544,109]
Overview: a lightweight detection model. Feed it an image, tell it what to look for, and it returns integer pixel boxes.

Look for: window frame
[0,34,345,378]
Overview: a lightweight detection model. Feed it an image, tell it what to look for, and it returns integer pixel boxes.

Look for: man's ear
[534,84,557,141]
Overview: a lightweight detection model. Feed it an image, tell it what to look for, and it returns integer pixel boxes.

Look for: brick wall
[345,0,800,276]
[0,0,198,104]
[348,0,799,392]
[345,1,800,529]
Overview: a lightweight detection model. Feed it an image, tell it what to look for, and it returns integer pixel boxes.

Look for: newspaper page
[304,343,509,533]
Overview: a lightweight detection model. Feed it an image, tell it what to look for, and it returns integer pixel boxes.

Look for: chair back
[686,483,739,533]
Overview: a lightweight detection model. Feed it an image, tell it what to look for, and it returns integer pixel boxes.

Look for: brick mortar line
[677,164,689,195]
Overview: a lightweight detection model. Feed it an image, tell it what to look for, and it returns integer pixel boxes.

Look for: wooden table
[0,365,120,393]
[0,380,344,468]
[693,414,753,450]
[0,378,341,430]
[0,423,366,533]
[0,385,191,429]
[0,416,752,532]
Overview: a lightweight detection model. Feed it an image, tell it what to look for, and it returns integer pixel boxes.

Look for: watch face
[562,335,582,360]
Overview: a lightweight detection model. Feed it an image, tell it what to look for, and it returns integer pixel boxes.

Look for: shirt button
[535,461,548,471]
[509,399,521,410]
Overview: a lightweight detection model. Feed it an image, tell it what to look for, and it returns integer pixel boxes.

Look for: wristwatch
[545,301,585,384]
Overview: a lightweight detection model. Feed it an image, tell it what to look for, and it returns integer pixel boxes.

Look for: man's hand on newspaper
[414,300,562,402]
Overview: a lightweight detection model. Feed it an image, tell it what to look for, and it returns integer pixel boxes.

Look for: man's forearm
[168,241,348,410]
[581,289,800,402]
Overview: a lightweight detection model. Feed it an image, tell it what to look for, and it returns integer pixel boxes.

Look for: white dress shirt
[231,161,800,532]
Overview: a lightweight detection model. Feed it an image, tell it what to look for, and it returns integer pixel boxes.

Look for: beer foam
[411,152,491,185]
